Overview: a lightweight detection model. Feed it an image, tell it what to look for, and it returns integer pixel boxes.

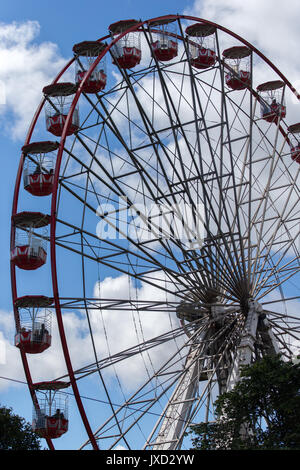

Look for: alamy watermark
[96,198,206,250]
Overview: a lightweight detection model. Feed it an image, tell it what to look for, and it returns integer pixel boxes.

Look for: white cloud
[90,273,181,390]
[0,21,68,140]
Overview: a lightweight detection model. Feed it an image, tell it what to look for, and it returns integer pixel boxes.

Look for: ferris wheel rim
[10,13,300,450]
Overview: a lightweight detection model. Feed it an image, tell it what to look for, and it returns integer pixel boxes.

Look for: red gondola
[149,18,178,62]
[11,212,50,270]
[151,39,177,62]
[43,83,79,137]
[25,173,54,197]
[35,415,69,439]
[22,141,58,197]
[109,19,141,69]
[73,41,107,94]
[14,296,52,354]
[223,46,251,90]
[32,381,69,439]
[186,23,216,70]
[257,80,286,123]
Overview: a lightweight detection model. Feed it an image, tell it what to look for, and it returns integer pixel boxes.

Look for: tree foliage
[0,404,41,450]
[188,354,300,450]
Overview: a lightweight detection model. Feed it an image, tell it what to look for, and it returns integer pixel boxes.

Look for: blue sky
[0,0,300,451]
[0,0,196,54]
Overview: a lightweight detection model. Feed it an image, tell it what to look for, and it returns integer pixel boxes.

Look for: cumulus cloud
[0,20,68,139]
[89,273,181,390]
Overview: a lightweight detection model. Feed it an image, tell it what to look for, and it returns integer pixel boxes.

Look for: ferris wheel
[10,14,300,450]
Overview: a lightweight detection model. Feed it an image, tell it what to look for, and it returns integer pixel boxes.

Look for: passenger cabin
[287,123,300,163]
[149,17,178,62]
[22,141,59,197]
[43,82,79,137]
[32,381,69,439]
[223,46,251,90]
[14,296,52,354]
[256,80,286,123]
[109,19,141,69]
[11,212,50,270]
[73,41,107,94]
[185,23,216,70]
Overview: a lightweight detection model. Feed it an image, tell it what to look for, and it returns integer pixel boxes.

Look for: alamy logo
[96,199,206,249]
